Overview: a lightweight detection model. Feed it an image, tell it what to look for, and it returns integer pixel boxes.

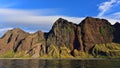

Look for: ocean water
[0,59,120,68]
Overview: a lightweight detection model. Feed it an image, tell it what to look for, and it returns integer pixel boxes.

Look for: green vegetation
[92,43,120,58]
[73,49,93,58]
[0,50,30,58]
[109,26,115,32]
[99,27,105,35]
[66,26,72,33]
[59,46,73,58]
[38,45,73,59]
[0,43,120,58]
[0,50,14,58]
[47,44,59,58]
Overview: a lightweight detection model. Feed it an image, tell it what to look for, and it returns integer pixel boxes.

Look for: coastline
[0,58,119,60]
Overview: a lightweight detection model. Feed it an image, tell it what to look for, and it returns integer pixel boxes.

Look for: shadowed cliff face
[46,18,83,56]
[47,18,82,51]
[47,18,75,50]
[113,22,120,43]
[0,17,120,58]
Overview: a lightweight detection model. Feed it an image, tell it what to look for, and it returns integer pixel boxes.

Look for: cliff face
[0,17,120,58]
[80,17,113,52]
[0,28,46,57]
[47,18,81,50]
[46,18,83,56]
[47,18,76,50]
[113,22,120,43]
[0,28,29,54]
[17,31,46,57]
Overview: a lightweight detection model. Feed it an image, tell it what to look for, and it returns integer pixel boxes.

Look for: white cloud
[105,18,120,24]
[0,8,84,37]
[110,12,120,20]
[0,8,83,25]
[99,11,120,24]
[110,19,120,24]
[97,0,120,24]
[0,28,13,37]
[98,0,119,17]
[0,8,119,27]
[0,1,120,37]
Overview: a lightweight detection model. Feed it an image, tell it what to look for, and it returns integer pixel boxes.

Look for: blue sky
[0,0,120,36]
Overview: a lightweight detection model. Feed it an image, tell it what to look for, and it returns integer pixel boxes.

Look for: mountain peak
[80,17,111,26]
[57,18,67,21]
[114,22,120,26]
[85,16,94,19]
[84,16,104,21]
[50,18,75,31]
[0,17,120,58]
[55,18,68,24]
[12,28,24,32]
[0,28,29,39]
[33,30,43,35]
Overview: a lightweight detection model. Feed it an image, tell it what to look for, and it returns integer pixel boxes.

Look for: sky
[0,0,120,37]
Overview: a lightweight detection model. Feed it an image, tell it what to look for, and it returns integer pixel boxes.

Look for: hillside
[0,17,120,58]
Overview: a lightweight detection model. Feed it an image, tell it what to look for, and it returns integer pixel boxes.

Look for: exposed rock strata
[0,17,120,57]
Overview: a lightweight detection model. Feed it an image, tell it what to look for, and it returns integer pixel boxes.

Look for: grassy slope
[92,43,120,58]
[0,43,120,58]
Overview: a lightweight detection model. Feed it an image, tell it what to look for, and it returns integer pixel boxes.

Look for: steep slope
[80,17,114,52]
[47,18,76,49]
[0,28,46,58]
[0,28,29,54]
[46,18,84,57]
[16,31,46,57]
[0,17,120,58]
[113,22,120,43]
[92,43,120,57]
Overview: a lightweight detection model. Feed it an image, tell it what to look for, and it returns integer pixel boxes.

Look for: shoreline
[0,58,119,60]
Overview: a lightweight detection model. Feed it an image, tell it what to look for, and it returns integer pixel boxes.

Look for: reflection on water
[0,59,120,68]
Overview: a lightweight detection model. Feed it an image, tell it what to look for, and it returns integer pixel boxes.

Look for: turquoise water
[0,59,120,68]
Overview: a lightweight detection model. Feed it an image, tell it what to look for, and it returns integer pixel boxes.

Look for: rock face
[113,22,120,43]
[0,29,46,57]
[17,31,46,57]
[80,17,113,52]
[47,18,77,50]
[0,28,29,54]
[46,18,84,56]
[0,17,120,58]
